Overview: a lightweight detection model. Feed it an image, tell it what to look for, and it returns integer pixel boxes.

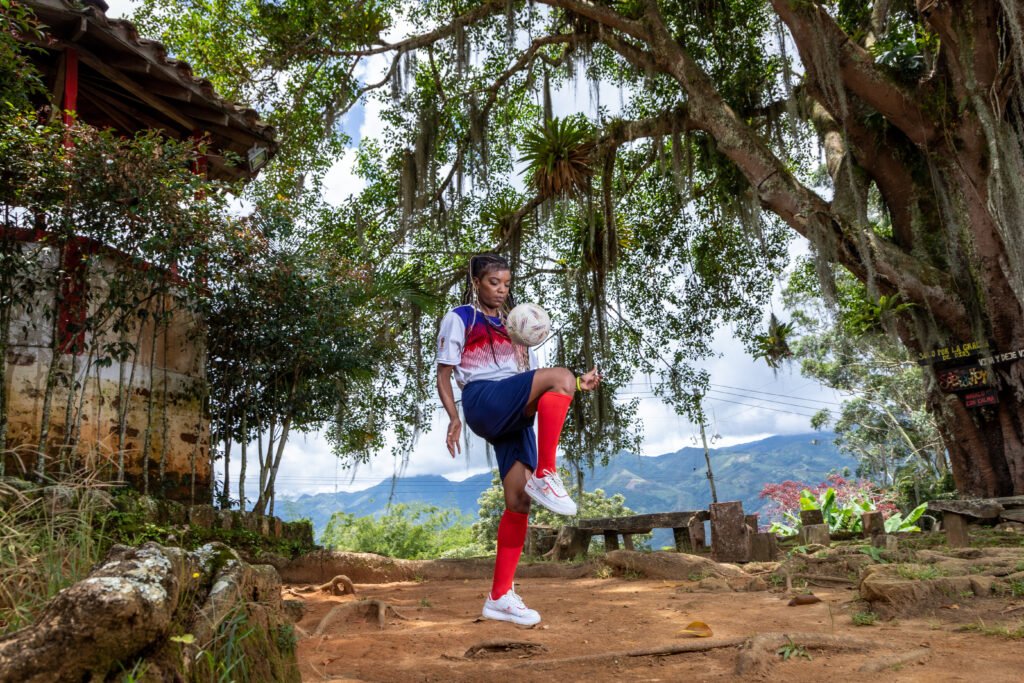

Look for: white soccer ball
[507,303,551,347]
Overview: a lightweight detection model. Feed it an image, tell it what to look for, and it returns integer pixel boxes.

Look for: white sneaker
[525,470,578,516]
[482,585,541,626]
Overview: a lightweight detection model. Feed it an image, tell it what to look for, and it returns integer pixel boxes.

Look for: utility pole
[700,421,718,504]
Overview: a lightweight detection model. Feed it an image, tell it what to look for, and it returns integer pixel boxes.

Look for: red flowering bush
[759,474,900,535]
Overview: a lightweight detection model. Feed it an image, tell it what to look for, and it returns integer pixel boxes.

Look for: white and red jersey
[436,305,538,386]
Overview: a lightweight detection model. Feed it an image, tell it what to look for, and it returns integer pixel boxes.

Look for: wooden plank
[603,531,619,551]
[73,46,197,131]
[943,512,970,548]
[81,89,138,133]
[927,499,1004,519]
[145,79,194,104]
[85,86,180,139]
[577,511,701,533]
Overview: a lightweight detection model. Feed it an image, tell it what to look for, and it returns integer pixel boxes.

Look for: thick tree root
[735,632,881,675]
[313,599,408,635]
[792,573,857,585]
[464,641,548,658]
[291,575,356,596]
[858,647,931,673]
[533,637,748,667]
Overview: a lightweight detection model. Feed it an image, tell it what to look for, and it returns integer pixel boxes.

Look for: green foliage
[752,313,795,369]
[883,502,927,533]
[321,503,476,559]
[895,564,944,581]
[0,476,108,635]
[0,0,44,118]
[776,638,812,661]
[851,611,877,626]
[783,259,949,505]
[519,115,596,199]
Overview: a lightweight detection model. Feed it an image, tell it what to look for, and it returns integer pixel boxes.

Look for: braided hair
[461,252,523,367]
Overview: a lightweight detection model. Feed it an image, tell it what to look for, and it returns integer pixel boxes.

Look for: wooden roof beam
[73,45,198,132]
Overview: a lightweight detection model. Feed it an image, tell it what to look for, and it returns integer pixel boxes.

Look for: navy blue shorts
[462,370,537,480]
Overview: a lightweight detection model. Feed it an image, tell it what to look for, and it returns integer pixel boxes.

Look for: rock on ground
[0,542,299,683]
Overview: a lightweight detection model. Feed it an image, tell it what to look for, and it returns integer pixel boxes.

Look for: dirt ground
[290,575,1024,682]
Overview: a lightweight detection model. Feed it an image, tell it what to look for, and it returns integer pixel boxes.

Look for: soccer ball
[507,303,551,347]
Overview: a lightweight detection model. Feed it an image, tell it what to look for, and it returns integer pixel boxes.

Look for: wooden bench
[927,496,1024,547]
[577,511,710,553]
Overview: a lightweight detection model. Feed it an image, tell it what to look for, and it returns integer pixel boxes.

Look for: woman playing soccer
[436,253,600,626]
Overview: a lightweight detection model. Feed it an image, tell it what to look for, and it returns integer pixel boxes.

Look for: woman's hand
[446,418,462,458]
[579,367,601,391]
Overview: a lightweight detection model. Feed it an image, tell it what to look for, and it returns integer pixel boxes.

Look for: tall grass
[0,472,113,634]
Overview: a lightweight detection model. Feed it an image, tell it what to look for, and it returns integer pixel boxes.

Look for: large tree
[139,0,1024,496]
[348,0,1023,496]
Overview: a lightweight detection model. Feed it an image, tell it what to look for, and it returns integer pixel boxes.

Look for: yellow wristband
[576,376,582,392]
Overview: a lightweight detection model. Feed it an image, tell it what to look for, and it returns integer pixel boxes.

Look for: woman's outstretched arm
[437,364,461,457]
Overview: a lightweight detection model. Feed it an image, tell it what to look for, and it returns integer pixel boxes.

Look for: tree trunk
[36,270,65,480]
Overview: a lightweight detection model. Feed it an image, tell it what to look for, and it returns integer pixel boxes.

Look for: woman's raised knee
[548,367,575,395]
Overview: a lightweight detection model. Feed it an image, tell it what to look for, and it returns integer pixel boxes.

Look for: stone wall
[2,239,210,503]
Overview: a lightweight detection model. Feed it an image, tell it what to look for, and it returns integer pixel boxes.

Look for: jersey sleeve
[528,346,540,370]
[436,310,466,366]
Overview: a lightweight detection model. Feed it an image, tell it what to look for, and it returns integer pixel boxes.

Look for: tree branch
[333,0,508,56]
[771,0,941,147]
[533,0,648,42]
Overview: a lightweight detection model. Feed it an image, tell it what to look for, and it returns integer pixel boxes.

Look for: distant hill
[277,432,854,542]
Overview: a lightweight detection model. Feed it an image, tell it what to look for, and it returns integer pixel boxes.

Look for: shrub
[320,504,475,559]
[759,475,923,536]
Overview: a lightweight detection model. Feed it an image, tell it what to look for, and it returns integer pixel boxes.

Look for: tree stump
[799,509,824,526]
[800,524,830,546]
[710,501,751,563]
[861,511,885,538]
[943,512,970,547]
[545,526,593,561]
[750,532,779,561]
[623,534,635,551]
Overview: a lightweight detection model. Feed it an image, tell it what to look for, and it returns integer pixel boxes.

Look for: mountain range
[277,432,855,544]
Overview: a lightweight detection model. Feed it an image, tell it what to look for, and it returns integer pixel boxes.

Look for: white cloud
[103,0,136,19]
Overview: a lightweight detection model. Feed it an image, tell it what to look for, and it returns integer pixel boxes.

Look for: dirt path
[291,576,1024,682]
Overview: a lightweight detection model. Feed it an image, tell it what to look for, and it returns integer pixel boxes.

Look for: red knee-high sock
[490,509,529,599]
[537,391,572,476]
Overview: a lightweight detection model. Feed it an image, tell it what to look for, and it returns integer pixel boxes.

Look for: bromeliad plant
[519,115,596,199]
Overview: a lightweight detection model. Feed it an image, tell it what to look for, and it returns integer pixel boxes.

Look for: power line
[702,396,817,418]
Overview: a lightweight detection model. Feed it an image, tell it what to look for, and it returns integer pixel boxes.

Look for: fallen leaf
[677,621,713,638]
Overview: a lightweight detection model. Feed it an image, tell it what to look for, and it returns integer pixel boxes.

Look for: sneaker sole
[524,481,578,516]
[482,606,541,626]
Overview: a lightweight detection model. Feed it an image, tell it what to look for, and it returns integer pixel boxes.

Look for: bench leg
[673,527,692,553]
[603,531,620,551]
[944,512,970,548]
[623,534,635,551]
